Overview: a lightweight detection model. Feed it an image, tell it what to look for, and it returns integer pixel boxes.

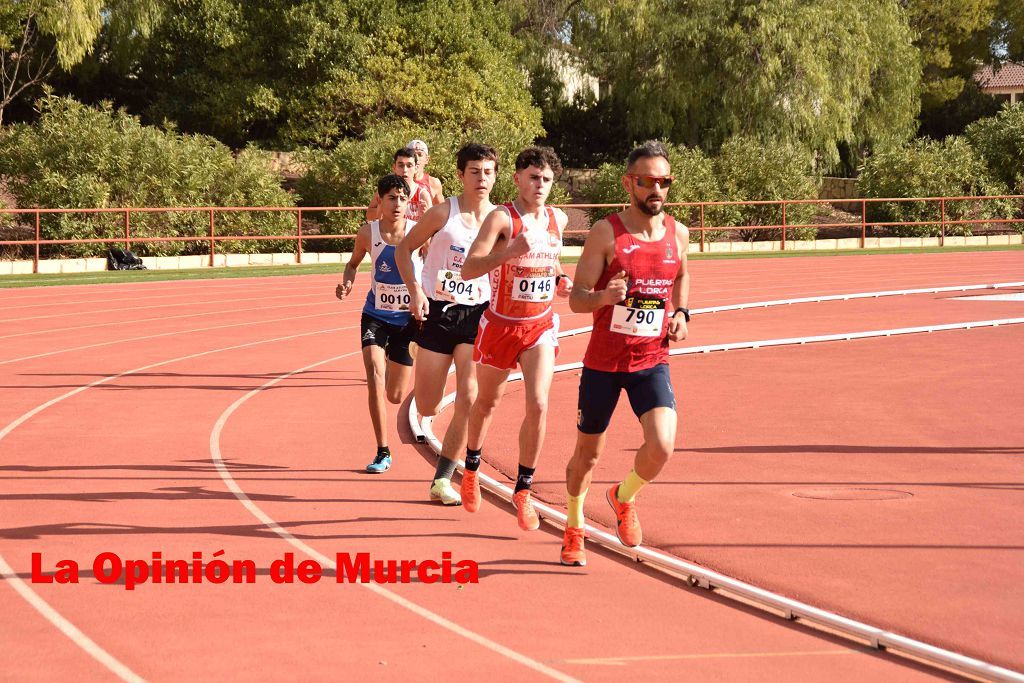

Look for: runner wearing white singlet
[395,143,499,505]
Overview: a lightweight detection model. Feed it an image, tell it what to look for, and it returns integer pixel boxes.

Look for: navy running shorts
[577,364,676,434]
[360,313,416,366]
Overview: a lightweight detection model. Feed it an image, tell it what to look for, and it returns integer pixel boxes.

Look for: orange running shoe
[461,470,481,512]
[606,484,642,547]
[560,527,587,566]
[512,489,540,531]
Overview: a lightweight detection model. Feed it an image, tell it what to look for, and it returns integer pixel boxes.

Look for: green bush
[713,137,820,242]
[859,137,1015,236]
[965,103,1024,195]
[295,119,558,251]
[0,96,295,258]
[585,139,818,242]
[584,144,729,242]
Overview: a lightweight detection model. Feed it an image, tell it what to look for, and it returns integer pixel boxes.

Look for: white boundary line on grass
[409,282,1024,683]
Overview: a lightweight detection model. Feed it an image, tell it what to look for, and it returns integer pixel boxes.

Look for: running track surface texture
[0,251,1021,682]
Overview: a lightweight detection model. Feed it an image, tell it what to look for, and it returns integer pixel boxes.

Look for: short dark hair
[456,143,499,172]
[377,173,410,198]
[394,147,416,162]
[515,146,562,176]
[627,140,670,169]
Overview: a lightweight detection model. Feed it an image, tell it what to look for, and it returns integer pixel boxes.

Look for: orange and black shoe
[560,527,587,566]
[512,489,540,531]
[606,484,642,547]
[461,469,481,512]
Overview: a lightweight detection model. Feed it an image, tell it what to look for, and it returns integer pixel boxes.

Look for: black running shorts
[360,313,416,366]
[414,299,488,355]
[577,364,676,434]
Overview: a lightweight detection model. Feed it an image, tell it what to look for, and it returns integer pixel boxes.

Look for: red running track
[0,250,1020,681]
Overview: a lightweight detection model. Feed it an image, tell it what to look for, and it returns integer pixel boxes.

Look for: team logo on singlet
[378,261,392,273]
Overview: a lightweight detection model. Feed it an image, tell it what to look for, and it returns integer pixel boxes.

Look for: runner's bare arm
[553,209,573,297]
[336,223,372,300]
[460,209,520,281]
[429,177,444,205]
[667,225,690,341]
[365,192,382,221]
[568,219,622,313]
[396,201,450,320]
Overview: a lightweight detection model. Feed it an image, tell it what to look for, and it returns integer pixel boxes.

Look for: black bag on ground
[107,247,147,270]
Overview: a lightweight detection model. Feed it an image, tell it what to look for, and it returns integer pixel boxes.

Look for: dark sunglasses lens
[637,176,672,188]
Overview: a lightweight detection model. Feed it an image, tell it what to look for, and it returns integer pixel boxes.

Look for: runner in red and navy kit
[458,146,572,530]
[560,141,690,566]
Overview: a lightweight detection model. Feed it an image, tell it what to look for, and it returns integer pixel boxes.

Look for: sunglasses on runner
[628,174,674,189]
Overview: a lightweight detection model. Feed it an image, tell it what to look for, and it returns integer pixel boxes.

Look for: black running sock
[514,465,536,493]
[465,448,482,472]
[434,456,457,481]
[377,446,391,459]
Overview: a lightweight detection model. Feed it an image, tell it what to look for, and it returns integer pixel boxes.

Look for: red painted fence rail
[1,195,1022,274]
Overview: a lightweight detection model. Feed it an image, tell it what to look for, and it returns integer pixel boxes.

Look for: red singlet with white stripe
[583,213,681,373]
[487,203,562,322]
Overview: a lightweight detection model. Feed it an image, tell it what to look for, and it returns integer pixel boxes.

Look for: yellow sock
[566,489,588,528]
[617,470,648,503]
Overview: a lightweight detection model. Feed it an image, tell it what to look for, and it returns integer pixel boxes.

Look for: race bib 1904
[610,297,665,337]
[375,282,411,312]
[434,269,482,305]
[511,275,554,303]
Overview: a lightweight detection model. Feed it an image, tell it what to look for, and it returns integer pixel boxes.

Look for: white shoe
[430,478,462,506]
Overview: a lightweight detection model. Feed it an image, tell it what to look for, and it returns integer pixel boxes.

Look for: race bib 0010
[610,296,665,337]
[375,282,411,312]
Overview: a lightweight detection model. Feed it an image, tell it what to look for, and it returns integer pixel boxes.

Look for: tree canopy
[67,0,541,149]
[568,0,921,169]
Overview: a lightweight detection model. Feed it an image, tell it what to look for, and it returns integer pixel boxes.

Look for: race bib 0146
[511,275,554,303]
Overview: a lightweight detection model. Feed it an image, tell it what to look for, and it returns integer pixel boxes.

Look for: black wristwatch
[673,307,690,322]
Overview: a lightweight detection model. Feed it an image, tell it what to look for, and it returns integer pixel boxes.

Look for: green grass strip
[1,244,1022,288]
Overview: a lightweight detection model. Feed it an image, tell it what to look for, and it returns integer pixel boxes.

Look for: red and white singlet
[486,202,562,322]
[583,213,682,373]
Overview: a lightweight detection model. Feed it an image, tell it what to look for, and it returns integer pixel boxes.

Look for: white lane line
[952,292,1024,302]
[0,325,353,682]
[209,354,582,683]
[0,554,144,682]
[0,311,345,366]
[3,291,331,321]
[0,299,365,341]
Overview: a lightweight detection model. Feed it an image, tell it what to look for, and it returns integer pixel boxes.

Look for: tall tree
[904,0,1000,109]
[0,0,160,125]
[68,0,542,149]
[570,0,921,169]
